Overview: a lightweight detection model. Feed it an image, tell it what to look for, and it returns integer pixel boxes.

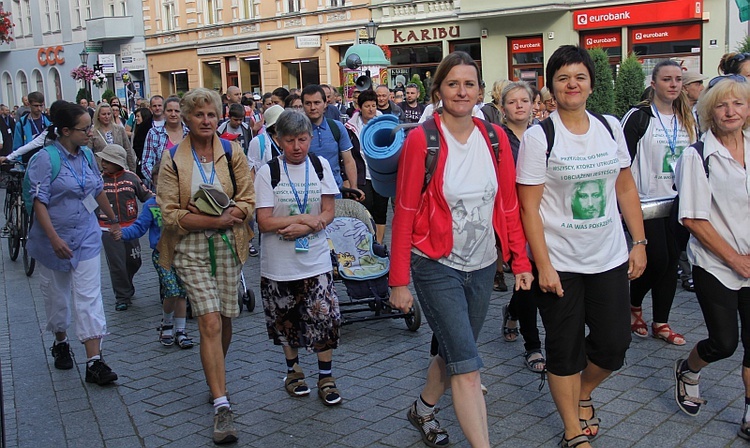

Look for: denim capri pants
[410,253,495,376]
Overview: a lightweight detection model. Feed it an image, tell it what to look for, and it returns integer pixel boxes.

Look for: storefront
[0,44,78,107]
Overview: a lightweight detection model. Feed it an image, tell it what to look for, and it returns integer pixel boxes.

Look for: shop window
[239,57,261,93]
[386,43,442,93]
[581,29,622,79]
[450,39,482,75]
[226,57,239,88]
[630,23,702,78]
[163,70,189,96]
[282,59,319,89]
[508,35,544,89]
[203,61,222,91]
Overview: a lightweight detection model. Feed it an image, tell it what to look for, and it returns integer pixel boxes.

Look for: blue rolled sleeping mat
[360,114,406,197]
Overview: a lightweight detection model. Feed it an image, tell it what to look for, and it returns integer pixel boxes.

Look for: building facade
[142,0,371,97]
[371,0,750,98]
[0,0,148,109]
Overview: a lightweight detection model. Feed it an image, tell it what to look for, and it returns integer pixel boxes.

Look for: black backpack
[539,112,615,164]
[669,141,709,250]
[421,118,501,192]
[268,153,324,189]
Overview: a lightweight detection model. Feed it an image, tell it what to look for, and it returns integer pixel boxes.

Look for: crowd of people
[3,45,750,447]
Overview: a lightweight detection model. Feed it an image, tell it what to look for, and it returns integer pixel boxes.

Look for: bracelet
[632,239,648,247]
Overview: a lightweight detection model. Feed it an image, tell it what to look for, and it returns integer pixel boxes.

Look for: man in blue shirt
[12,91,51,162]
[301,85,363,200]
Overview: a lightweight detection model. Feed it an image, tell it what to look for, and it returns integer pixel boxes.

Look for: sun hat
[96,144,128,170]
[252,93,261,101]
[682,70,708,85]
[264,104,285,127]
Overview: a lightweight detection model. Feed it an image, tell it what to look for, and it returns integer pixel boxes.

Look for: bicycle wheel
[6,204,19,261]
[21,208,34,276]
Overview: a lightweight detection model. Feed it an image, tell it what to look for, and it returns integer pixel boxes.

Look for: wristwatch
[632,239,648,247]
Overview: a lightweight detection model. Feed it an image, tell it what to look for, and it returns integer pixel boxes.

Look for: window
[12,1,24,36]
[205,0,219,24]
[330,0,343,6]
[24,0,32,35]
[107,0,127,16]
[16,71,28,99]
[49,68,63,101]
[288,0,300,13]
[239,0,252,20]
[163,1,177,31]
[508,35,544,89]
[84,0,91,21]
[43,0,52,32]
[72,0,84,28]
[52,0,61,31]
[3,72,14,107]
[32,70,43,93]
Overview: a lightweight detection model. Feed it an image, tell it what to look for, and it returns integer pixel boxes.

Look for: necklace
[200,155,207,163]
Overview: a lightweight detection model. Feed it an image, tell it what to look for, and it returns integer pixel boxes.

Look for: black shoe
[248,242,259,257]
[85,359,118,385]
[50,341,73,370]
[682,277,696,292]
[493,272,508,292]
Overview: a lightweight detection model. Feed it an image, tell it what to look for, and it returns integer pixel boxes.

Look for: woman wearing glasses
[718,52,750,79]
[621,60,697,346]
[673,74,750,441]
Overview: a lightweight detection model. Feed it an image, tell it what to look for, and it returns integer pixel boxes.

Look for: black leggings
[507,288,542,352]
[630,217,679,322]
[693,266,750,368]
[362,180,389,225]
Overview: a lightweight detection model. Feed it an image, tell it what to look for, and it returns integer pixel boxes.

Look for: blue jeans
[411,253,495,376]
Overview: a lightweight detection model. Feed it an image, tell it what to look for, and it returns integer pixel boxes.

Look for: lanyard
[191,147,216,184]
[55,143,86,192]
[652,104,678,155]
[30,117,45,136]
[283,157,309,215]
[269,137,281,158]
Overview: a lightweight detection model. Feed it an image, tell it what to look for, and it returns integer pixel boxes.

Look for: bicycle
[2,162,35,276]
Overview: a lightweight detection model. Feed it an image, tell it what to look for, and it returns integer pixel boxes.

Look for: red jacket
[389,114,531,287]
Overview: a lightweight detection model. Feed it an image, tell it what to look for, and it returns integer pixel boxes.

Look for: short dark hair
[272,87,290,101]
[284,93,301,108]
[27,91,44,104]
[357,89,378,108]
[545,45,596,93]
[262,92,273,102]
[150,95,164,105]
[301,85,326,103]
[228,103,245,119]
[405,83,419,90]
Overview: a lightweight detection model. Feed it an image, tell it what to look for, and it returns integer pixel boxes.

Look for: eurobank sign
[573,0,703,30]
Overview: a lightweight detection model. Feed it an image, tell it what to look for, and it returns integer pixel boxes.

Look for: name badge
[295,236,309,253]
[83,194,98,214]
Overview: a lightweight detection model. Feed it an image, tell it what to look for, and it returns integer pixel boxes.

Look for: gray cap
[682,71,708,85]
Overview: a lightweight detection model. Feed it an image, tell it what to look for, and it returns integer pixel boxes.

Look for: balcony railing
[85,16,135,41]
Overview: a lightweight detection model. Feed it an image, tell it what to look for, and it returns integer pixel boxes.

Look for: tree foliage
[587,48,615,115]
[614,53,646,118]
[76,88,91,103]
[410,74,426,102]
[101,89,116,103]
[737,34,750,53]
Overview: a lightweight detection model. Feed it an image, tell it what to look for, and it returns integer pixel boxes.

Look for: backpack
[170,138,237,199]
[23,145,97,216]
[326,118,341,143]
[258,133,282,162]
[539,112,615,163]
[669,141,709,250]
[421,118,500,192]
[268,153,324,189]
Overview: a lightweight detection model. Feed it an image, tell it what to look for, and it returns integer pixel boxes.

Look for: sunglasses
[708,74,748,89]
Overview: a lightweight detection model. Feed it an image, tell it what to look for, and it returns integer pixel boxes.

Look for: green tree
[614,53,646,118]
[587,48,615,115]
[76,88,91,103]
[736,34,750,53]
[410,74,426,102]
[101,89,116,103]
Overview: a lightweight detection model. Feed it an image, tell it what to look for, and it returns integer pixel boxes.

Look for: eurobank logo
[576,11,631,26]
[577,14,588,26]
[573,0,702,30]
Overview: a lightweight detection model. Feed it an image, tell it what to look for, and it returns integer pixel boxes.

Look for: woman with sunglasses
[621,60,697,346]
[673,74,750,441]
[719,52,750,79]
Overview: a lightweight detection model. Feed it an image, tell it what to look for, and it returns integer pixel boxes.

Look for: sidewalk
[0,233,747,447]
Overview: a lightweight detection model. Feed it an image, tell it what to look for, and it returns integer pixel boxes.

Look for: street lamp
[79,48,91,101]
[365,20,378,44]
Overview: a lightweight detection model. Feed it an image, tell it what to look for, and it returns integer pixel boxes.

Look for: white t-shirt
[246,133,276,173]
[418,102,486,123]
[517,111,631,274]
[676,129,750,290]
[255,155,340,281]
[624,107,691,199]
[439,126,498,271]
[190,161,224,196]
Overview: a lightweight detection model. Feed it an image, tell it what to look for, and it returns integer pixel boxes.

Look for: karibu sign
[510,37,543,54]
[392,26,460,43]
[631,24,701,44]
[573,0,702,30]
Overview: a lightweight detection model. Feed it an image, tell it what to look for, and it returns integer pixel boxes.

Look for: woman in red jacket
[390,51,533,448]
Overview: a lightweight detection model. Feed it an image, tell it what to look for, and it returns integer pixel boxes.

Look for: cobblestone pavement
[0,228,747,447]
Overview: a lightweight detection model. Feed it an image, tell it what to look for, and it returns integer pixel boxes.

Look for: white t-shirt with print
[254,155,340,281]
[517,111,631,274]
[626,108,692,200]
[439,125,498,272]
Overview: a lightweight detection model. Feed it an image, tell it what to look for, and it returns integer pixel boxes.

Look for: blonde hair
[180,88,222,121]
[638,60,697,143]
[696,77,750,133]
[92,103,112,131]
[490,80,509,104]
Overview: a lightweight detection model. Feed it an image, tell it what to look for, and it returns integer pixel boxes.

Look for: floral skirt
[260,272,341,352]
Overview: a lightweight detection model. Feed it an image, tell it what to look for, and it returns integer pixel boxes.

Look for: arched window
[2,72,14,107]
[48,67,62,100]
[15,71,28,102]
[32,69,44,94]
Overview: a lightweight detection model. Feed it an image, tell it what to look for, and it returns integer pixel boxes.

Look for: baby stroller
[326,198,421,331]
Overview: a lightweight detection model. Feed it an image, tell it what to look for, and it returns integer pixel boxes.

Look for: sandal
[652,322,686,346]
[579,398,601,439]
[630,306,648,338]
[502,304,519,342]
[317,377,342,405]
[674,358,706,416]
[559,434,590,447]
[175,331,193,349]
[739,419,750,440]
[284,364,310,397]
[682,277,696,292]
[407,401,449,447]
[524,350,546,373]
[158,323,174,346]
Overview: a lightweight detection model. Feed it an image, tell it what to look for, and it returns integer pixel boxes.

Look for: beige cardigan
[156,135,255,268]
[88,125,137,171]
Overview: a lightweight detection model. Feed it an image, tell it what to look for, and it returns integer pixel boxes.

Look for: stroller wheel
[244,289,256,312]
[404,303,422,332]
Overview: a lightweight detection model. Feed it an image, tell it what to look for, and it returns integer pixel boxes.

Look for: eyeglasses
[73,125,93,133]
[707,74,748,89]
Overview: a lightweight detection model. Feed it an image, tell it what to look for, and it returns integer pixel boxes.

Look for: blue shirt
[309,118,352,187]
[122,196,161,250]
[26,142,104,271]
